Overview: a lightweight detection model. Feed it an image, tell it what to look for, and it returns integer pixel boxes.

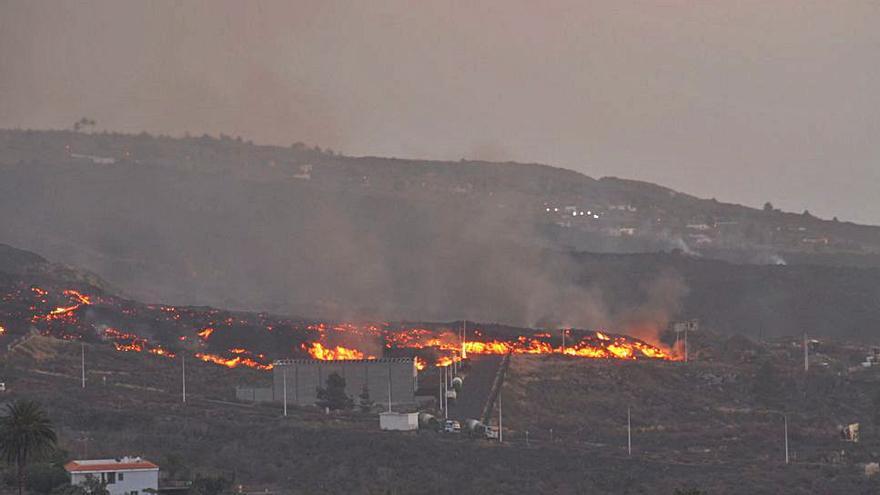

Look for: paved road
[446,355,502,422]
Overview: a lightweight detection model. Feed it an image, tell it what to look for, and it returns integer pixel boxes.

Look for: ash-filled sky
[2,1,878,223]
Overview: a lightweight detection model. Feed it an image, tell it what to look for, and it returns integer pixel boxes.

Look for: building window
[106,472,116,484]
[118,473,124,481]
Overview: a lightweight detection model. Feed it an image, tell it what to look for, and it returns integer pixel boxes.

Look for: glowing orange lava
[303,342,375,361]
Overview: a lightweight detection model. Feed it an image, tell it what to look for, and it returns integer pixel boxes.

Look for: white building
[379,412,418,431]
[65,457,159,495]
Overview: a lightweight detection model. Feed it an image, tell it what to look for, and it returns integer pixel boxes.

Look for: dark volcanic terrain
[3,187,880,493]
[3,130,880,334]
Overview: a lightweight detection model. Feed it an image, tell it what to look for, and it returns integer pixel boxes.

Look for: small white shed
[379,412,418,431]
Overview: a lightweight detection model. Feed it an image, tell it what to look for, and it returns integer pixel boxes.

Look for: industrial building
[236,358,418,407]
[273,358,418,407]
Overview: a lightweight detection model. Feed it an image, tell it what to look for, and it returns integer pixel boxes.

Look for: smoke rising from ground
[0,131,689,335]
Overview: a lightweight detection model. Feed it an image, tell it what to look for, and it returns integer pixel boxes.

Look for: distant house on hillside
[608,204,637,212]
[65,457,159,495]
[602,227,636,237]
[802,237,830,245]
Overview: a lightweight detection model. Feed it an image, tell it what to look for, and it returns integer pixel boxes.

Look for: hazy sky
[2,1,879,223]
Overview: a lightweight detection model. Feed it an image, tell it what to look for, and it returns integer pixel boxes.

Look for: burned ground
[500,334,880,493]
[4,334,880,494]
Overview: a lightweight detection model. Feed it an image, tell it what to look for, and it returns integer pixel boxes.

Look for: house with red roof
[64,457,159,495]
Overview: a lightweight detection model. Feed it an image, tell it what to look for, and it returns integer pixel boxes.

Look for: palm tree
[0,400,58,495]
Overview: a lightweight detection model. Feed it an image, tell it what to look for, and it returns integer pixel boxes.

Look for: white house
[65,457,159,495]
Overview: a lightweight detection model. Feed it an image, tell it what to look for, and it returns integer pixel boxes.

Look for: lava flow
[1,284,677,373]
[304,342,374,361]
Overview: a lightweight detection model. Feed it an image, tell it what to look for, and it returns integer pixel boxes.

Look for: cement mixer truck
[464,418,499,440]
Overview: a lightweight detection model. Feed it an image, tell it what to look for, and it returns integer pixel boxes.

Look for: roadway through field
[445,355,502,422]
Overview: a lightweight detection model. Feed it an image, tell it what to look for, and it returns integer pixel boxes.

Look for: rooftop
[65,457,158,473]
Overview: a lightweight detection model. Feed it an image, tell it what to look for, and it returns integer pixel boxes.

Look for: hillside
[500,336,880,494]
[3,130,880,330]
[3,240,880,492]
[4,330,880,494]
[4,235,880,345]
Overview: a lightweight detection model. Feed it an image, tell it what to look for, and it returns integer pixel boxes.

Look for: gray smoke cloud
[0,130,690,336]
[1,1,879,223]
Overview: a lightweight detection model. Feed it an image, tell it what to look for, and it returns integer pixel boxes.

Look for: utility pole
[803,333,809,373]
[784,414,790,464]
[387,373,393,413]
[282,367,288,417]
[437,368,446,418]
[182,353,186,404]
[684,327,689,363]
[627,406,632,456]
[81,343,86,389]
[784,414,790,463]
[443,366,449,419]
[461,321,467,360]
[498,390,503,443]
[80,436,90,458]
[439,370,444,416]
[453,351,457,377]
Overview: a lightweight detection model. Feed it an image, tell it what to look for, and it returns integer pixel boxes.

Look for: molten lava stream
[303,342,374,361]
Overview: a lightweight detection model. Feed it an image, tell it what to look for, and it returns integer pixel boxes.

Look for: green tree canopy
[191,474,232,495]
[316,373,354,411]
[0,400,58,495]
[358,384,375,413]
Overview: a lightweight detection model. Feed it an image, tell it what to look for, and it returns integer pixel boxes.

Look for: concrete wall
[235,387,273,402]
[272,358,417,407]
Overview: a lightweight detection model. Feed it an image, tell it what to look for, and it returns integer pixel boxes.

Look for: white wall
[71,469,158,495]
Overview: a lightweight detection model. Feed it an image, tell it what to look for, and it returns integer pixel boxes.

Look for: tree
[160,453,188,480]
[752,360,786,405]
[0,400,58,495]
[74,475,109,495]
[871,389,880,427]
[316,373,353,411]
[190,475,231,495]
[763,201,774,212]
[358,384,375,413]
[25,462,69,494]
[72,118,96,132]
